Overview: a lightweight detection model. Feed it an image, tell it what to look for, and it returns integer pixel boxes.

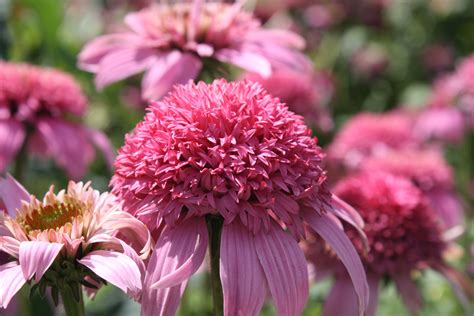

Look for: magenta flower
[78,0,311,100]
[327,111,419,170]
[242,69,334,131]
[111,80,369,316]
[0,175,151,309]
[0,62,114,179]
[361,149,464,231]
[316,171,473,316]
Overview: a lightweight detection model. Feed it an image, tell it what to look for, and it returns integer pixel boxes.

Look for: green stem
[59,283,85,316]
[206,215,224,316]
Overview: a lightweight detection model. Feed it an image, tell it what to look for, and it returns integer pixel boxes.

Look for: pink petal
[95,47,157,89]
[33,118,94,180]
[0,120,25,172]
[426,189,464,231]
[78,33,145,72]
[0,174,30,217]
[253,221,308,316]
[0,262,27,309]
[248,30,306,49]
[142,51,202,100]
[323,275,358,316]
[141,217,208,316]
[85,127,116,169]
[436,265,473,315]
[393,273,423,314]
[187,0,203,42]
[79,250,142,298]
[220,220,266,316]
[215,49,271,77]
[19,241,63,281]
[367,273,381,316]
[303,209,369,316]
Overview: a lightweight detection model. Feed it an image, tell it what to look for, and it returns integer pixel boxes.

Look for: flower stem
[59,283,85,316]
[206,215,224,316]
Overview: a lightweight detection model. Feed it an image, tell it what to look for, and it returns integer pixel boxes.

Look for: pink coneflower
[0,62,114,179]
[78,0,311,100]
[316,171,473,316]
[361,149,464,231]
[111,80,369,316]
[0,175,151,310]
[327,111,419,171]
[242,69,334,131]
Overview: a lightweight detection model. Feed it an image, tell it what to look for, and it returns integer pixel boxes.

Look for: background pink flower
[78,0,311,100]
[111,80,369,316]
[0,62,114,179]
[0,175,151,309]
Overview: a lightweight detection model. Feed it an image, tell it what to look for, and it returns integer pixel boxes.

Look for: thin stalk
[59,283,85,316]
[206,215,224,316]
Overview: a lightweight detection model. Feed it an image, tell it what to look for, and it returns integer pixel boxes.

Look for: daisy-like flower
[361,149,464,232]
[78,0,311,100]
[327,111,418,170]
[111,80,369,316]
[314,171,473,316]
[0,62,114,179]
[0,175,151,311]
[242,69,334,131]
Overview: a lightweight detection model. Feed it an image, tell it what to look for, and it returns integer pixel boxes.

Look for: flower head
[313,171,472,316]
[111,80,369,316]
[242,69,334,131]
[0,175,151,309]
[0,62,114,179]
[78,0,311,100]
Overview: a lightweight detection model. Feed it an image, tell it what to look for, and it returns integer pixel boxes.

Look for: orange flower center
[19,201,84,232]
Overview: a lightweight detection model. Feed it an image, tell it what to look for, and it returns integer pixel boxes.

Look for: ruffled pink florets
[111,79,332,236]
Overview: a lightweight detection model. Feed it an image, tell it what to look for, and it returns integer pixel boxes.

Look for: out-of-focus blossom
[350,45,389,79]
[111,80,369,316]
[414,107,466,143]
[0,175,151,309]
[361,149,464,231]
[421,44,454,73]
[327,111,418,171]
[308,171,473,316]
[78,0,311,101]
[243,69,334,131]
[0,62,114,179]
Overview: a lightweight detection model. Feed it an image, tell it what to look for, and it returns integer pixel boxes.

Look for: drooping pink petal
[33,118,94,180]
[187,0,203,42]
[141,51,202,100]
[247,30,305,49]
[220,220,266,316]
[0,262,27,309]
[436,265,474,315]
[0,174,30,217]
[253,221,308,316]
[78,250,142,298]
[19,241,63,281]
[393,273,423,314]
[425,189,464,231]
[95,47,157,89]
[85,127,116,168]
[0,120,25,172]
[141,217,208,316]
[323,274,358,316]
[303,209,369,316]
[366,273,381,316]
[215,49,271,77]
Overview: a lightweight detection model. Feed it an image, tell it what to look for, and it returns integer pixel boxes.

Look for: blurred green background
[0,0,473,315]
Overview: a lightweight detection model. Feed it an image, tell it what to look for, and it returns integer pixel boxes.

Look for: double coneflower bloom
[111,79,369,315]
[78,0,311,100]
[0,175,151,310]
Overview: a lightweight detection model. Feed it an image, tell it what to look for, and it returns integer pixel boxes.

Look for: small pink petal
[0,174,30,217]
[248,30,306,49]
[142,51,202,100]
[303,209,369,316]
[253,221,308,316]
[393,273,423,314]
[95,47,157,89]
[141,217,208,316]
[215,49,271,77]
[19,241,63,281]
[79,250,142,298]
[220,220,266,316]
[0,262,27,309]
[367,273,381,316]
[0,120,25,172]
[187,0,203,42]
[426,189,464,232]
